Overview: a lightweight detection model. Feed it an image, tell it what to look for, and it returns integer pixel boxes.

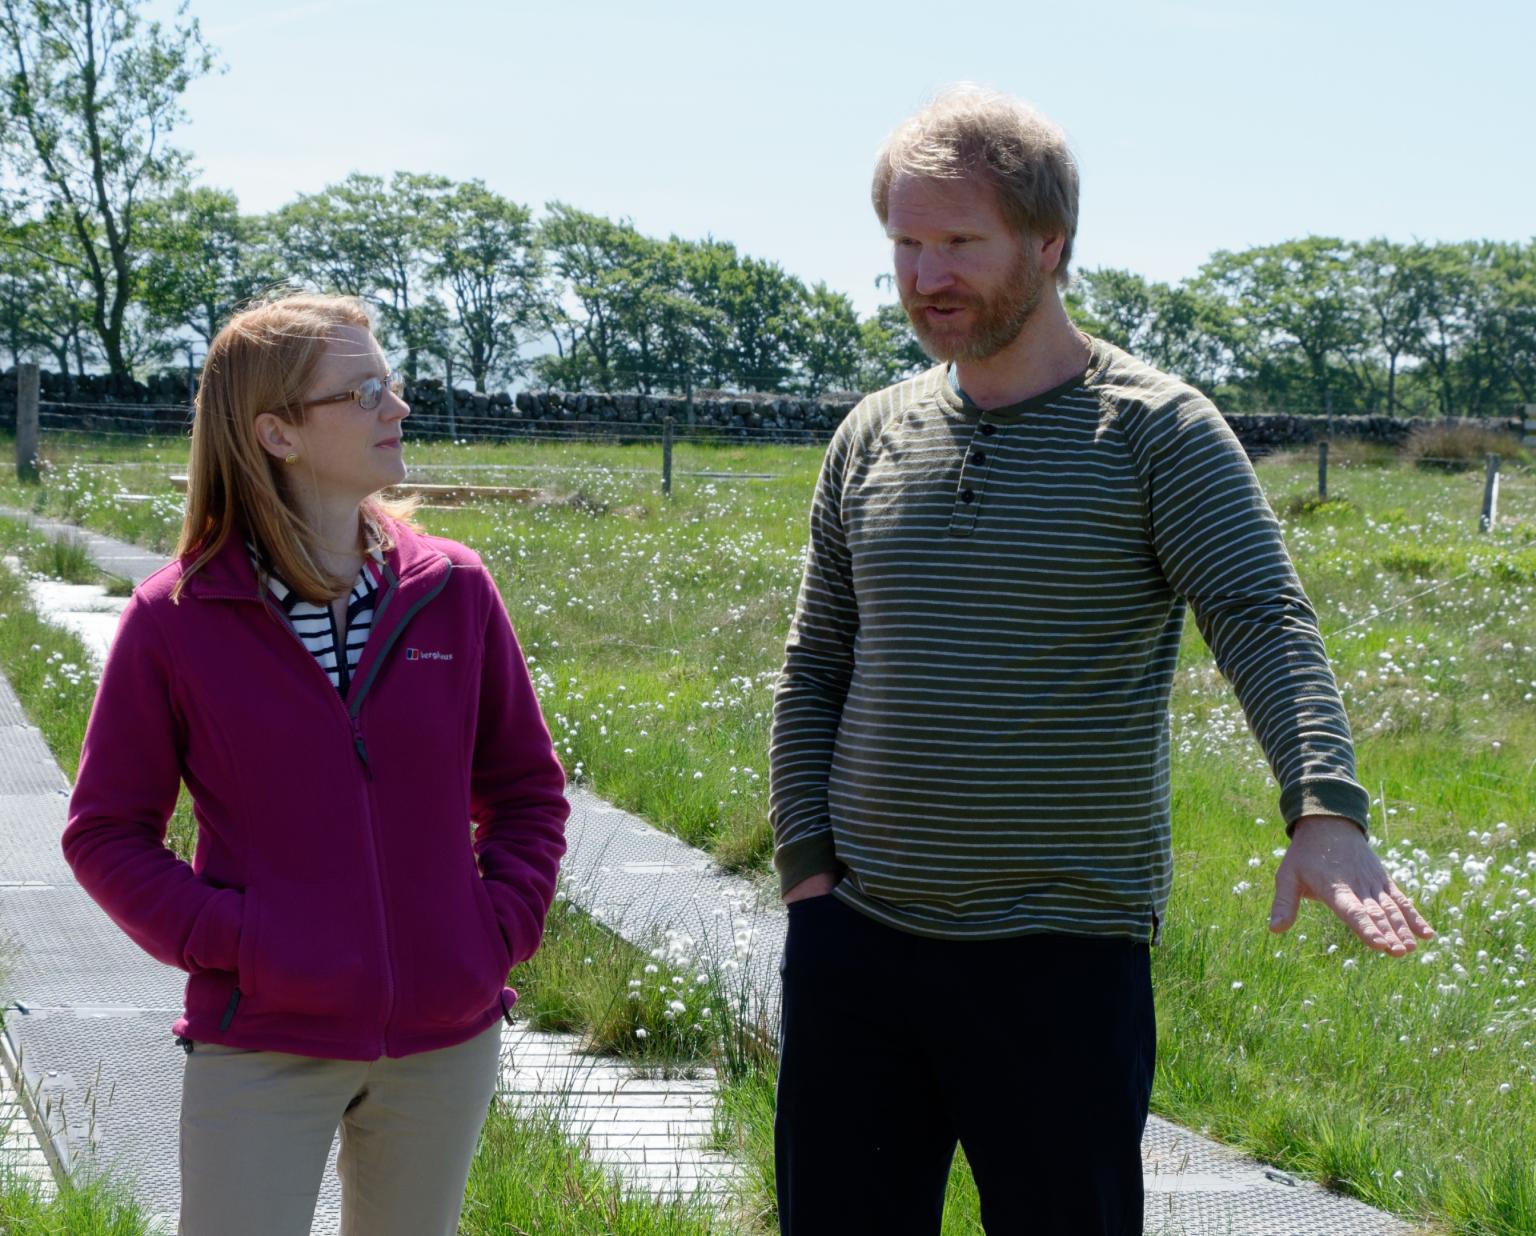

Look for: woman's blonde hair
[871,85,1080,285]
[173,293,416,604]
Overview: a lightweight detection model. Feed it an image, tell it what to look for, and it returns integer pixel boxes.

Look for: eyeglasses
[298,370,405,413]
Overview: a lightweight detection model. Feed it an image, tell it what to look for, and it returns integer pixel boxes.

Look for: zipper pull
[219,987,241,1032]
[351,720,374,780]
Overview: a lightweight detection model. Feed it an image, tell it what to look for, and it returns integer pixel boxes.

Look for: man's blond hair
[872,85,1080,285]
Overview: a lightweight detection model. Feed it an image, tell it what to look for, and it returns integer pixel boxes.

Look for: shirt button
[980,423,997,436]
[960,488,975,503]
[972,450,987,466]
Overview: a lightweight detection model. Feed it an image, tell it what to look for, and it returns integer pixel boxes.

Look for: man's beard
[902,247,1043,363]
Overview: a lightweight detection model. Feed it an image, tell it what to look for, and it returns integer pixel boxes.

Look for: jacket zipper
[346,571,453,727]
[351,718,373,779]
[259,595,366,760]
[229,595,370,1040]
[343,565,454,1052]
[241,560,453,1049]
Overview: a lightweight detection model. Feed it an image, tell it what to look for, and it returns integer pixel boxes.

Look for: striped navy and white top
[768,336,1370,943]
[250,543,386,697]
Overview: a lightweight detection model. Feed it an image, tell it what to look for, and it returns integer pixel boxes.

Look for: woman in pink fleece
[62,294,569,1236]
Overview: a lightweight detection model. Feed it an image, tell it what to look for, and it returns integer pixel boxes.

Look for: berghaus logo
[405,648,454,662]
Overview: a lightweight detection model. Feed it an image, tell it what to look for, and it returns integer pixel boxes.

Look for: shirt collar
[246,537,384,610]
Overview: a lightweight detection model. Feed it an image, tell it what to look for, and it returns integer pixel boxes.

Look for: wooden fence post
[662,417,674,497]
[1480,453,1500,533]
[16,362,39,482]
[186,343,197,419]
[1317,441,1329,500]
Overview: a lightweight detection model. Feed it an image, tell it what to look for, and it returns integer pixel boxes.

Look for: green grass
[0,541,100,784]
[514,893,775,1080]
[0,518,197,858]
[0,1168,152,1236]
[4,434,1536,1232]
[24,534,98,586]
[0,885,755,1236]
[461,1099,735,1235]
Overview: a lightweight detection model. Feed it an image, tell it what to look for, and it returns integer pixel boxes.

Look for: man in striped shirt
[768,87,1435,1236]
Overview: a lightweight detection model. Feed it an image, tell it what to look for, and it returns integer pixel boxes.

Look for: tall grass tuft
[1404,424,1526,471]
[25,534,98,585]
[515,892,778,1083]
[461,1099,728,1235]
[0,1168,151,1236]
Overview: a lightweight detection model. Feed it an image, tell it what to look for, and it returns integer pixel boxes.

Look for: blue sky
[145,0,1535,317]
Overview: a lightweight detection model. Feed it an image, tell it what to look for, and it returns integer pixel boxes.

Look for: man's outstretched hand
[1268,815,1436,955]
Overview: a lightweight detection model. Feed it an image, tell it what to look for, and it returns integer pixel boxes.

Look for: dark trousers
[774,894,1155,1236]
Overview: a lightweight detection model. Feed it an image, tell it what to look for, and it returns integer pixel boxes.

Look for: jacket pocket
[235,884,261,1002]
[397,867,514,1031]
[234,882,381,1022]
[472,874,515,976]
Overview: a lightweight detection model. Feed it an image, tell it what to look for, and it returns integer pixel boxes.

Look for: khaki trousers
[178,1020,502,1236]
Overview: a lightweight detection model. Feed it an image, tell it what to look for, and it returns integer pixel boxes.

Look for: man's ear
[1037,230,1067,277]
[253,412,299,461]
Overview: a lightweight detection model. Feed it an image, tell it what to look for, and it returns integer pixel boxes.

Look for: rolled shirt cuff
[1280,778,1372,838]
[774,833,841,898]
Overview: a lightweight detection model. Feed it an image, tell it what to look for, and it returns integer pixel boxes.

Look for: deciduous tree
[274,171,452,378]
[138,186,282,345]
[430,180,539,392]
[0,0,213,387]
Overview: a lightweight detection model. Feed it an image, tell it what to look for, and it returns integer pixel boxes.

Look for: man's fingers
[1360,896,1410,954]
[1268,863,1300,933]
[1329,885,1392,951]
[1375,893,1418,954]
[1387,881,1437,940]
[1268,828,1434,956]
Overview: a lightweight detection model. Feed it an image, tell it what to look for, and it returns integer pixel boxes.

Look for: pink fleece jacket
[62,522,569,1060]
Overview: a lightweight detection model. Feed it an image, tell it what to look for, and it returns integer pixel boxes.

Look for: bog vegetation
[1,432,1534,1232]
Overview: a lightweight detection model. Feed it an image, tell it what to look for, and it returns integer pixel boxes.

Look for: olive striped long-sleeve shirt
[768,336,1369,942]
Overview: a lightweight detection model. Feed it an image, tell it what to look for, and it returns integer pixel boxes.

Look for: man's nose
[913,250,954,296]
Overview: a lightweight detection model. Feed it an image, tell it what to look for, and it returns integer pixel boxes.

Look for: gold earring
[284,452,298,464]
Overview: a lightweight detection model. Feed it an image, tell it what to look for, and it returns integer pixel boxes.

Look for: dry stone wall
[2,367,1524,456]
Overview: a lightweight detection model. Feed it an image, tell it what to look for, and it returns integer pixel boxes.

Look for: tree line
[2,0,1532,416]
[1069,238,1536,417]
[0,165,931,398]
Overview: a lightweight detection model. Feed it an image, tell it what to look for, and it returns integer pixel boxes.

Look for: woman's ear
[253,412,299,461]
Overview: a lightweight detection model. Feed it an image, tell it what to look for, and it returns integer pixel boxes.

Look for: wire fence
[18,394,1535,528]
[29,403,807,495]
[29,424,1531,529]
[31,402,1533,475]
[31,401,831,447]
[35,400,191,414]
[28,399,1534,460]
